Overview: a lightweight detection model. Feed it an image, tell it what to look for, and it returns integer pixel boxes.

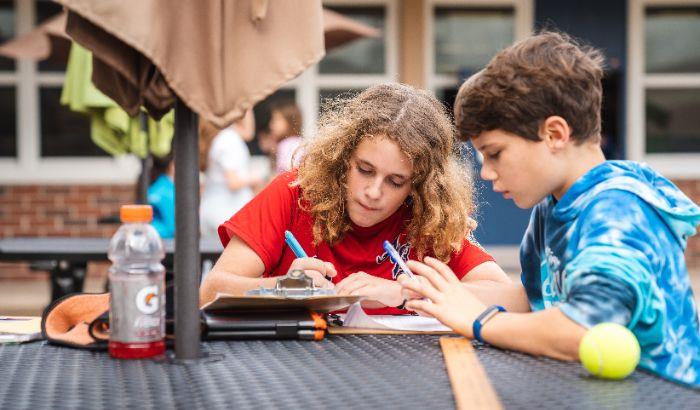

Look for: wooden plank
[440,337,503,410]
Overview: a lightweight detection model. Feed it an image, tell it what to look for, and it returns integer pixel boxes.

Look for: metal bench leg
[50,261,87,301]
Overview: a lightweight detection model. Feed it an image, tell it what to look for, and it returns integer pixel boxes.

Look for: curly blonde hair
[296,83,477,262]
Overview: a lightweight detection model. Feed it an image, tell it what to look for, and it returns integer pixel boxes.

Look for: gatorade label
[110,276,164,342]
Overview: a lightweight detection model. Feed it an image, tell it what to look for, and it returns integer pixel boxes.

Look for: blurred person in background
[199,111,264,239]
[148,153,175,239]
[268,102,304,174]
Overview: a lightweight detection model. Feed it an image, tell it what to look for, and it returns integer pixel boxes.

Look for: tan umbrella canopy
[54,0,326,360]
[2,5,380,129]
[58,0,325,128]
[324,8,381,50]
[0,12,69,61]
[0,8,381,69]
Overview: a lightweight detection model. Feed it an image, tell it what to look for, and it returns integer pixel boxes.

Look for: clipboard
[201,270,363,313]
[203,310,328,341]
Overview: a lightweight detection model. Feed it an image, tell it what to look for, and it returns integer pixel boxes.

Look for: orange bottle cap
[120,204,153,223]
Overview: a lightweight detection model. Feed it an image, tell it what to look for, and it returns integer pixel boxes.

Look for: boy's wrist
[472,305,507,343]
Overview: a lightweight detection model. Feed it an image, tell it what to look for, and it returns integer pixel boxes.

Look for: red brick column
[675,179,700,269]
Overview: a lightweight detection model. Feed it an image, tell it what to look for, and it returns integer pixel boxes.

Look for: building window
[645,7,700,73]
[0,0,16,158]
[0,86,16,157]
[0,0,16,71]
[319,6,386,75]
[39,86,98,157]
[645,89,700,153]
[317,0,397,120]
[426,1,533,113]
[644,7,700,153]
[254,0,397,146]
[628,1,700,177]
[434,7,514,76]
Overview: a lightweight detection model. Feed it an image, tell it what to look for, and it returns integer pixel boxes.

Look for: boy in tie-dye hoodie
[399,32,700,387]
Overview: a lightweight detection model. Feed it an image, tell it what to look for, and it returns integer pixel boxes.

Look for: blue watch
[472,305,506,343]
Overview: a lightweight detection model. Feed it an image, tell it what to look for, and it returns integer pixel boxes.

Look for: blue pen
[284,230,308,258]
[383,240,417,281]
[285,230,334,282]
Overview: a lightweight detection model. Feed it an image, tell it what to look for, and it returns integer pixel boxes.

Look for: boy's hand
[288,257,337,289]
[398,257,487,338]
[397,273,429,301]
[335,272,404,307]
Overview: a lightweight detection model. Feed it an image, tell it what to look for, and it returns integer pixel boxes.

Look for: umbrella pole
[173,98,201,359]
[137,113,152,204]
[137,156,151,204]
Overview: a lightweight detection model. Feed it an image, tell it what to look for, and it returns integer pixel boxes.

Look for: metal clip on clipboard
[246,269,335,299]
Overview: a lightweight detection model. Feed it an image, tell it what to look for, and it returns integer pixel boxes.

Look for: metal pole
[137,113,151,204]
[137,156,151,204]
[173,98,200,359]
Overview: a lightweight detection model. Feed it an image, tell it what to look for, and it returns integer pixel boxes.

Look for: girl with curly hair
[200,83,511,314]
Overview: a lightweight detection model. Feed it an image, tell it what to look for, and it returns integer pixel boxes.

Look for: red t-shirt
[219,171,494,314]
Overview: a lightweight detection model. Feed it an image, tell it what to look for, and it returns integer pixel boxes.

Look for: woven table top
[0,334,697,409]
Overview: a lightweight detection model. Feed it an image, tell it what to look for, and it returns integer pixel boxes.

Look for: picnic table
[0,237,223,300]
[0,334,697,409]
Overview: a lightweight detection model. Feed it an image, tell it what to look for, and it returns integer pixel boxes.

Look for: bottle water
[108,204,166,359]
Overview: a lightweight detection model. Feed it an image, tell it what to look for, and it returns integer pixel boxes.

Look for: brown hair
[296,84,477,262]
[455,31,605,143]
[271,102,303,138]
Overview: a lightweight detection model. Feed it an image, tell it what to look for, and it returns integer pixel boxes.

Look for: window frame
[627,0,700,178]
[424,0,534,93]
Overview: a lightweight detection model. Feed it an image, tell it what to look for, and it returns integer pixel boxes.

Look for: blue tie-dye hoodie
[520,160,700,387]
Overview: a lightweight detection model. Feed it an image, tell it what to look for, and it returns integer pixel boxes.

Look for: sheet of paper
[342,303,450,332]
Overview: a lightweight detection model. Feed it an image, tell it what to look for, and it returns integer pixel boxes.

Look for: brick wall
[0,184,134,280]
[674,179,700,269]
[0,185,134,238]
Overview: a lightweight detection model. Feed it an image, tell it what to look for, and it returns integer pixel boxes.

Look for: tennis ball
[579,323,640,380]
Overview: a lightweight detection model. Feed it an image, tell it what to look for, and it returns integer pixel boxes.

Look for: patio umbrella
[0,12,70,62]
[61,42,175,203]
[0,8,380,65]
[61,43,174,159]
[323,8,381,50]
[56,0,326,360]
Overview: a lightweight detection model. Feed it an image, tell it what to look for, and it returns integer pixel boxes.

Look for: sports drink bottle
[108,204,166,359]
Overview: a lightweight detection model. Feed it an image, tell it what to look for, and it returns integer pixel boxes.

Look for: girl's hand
[398,257,487,338]
[335,272,404,307]
[288,257,337,289]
